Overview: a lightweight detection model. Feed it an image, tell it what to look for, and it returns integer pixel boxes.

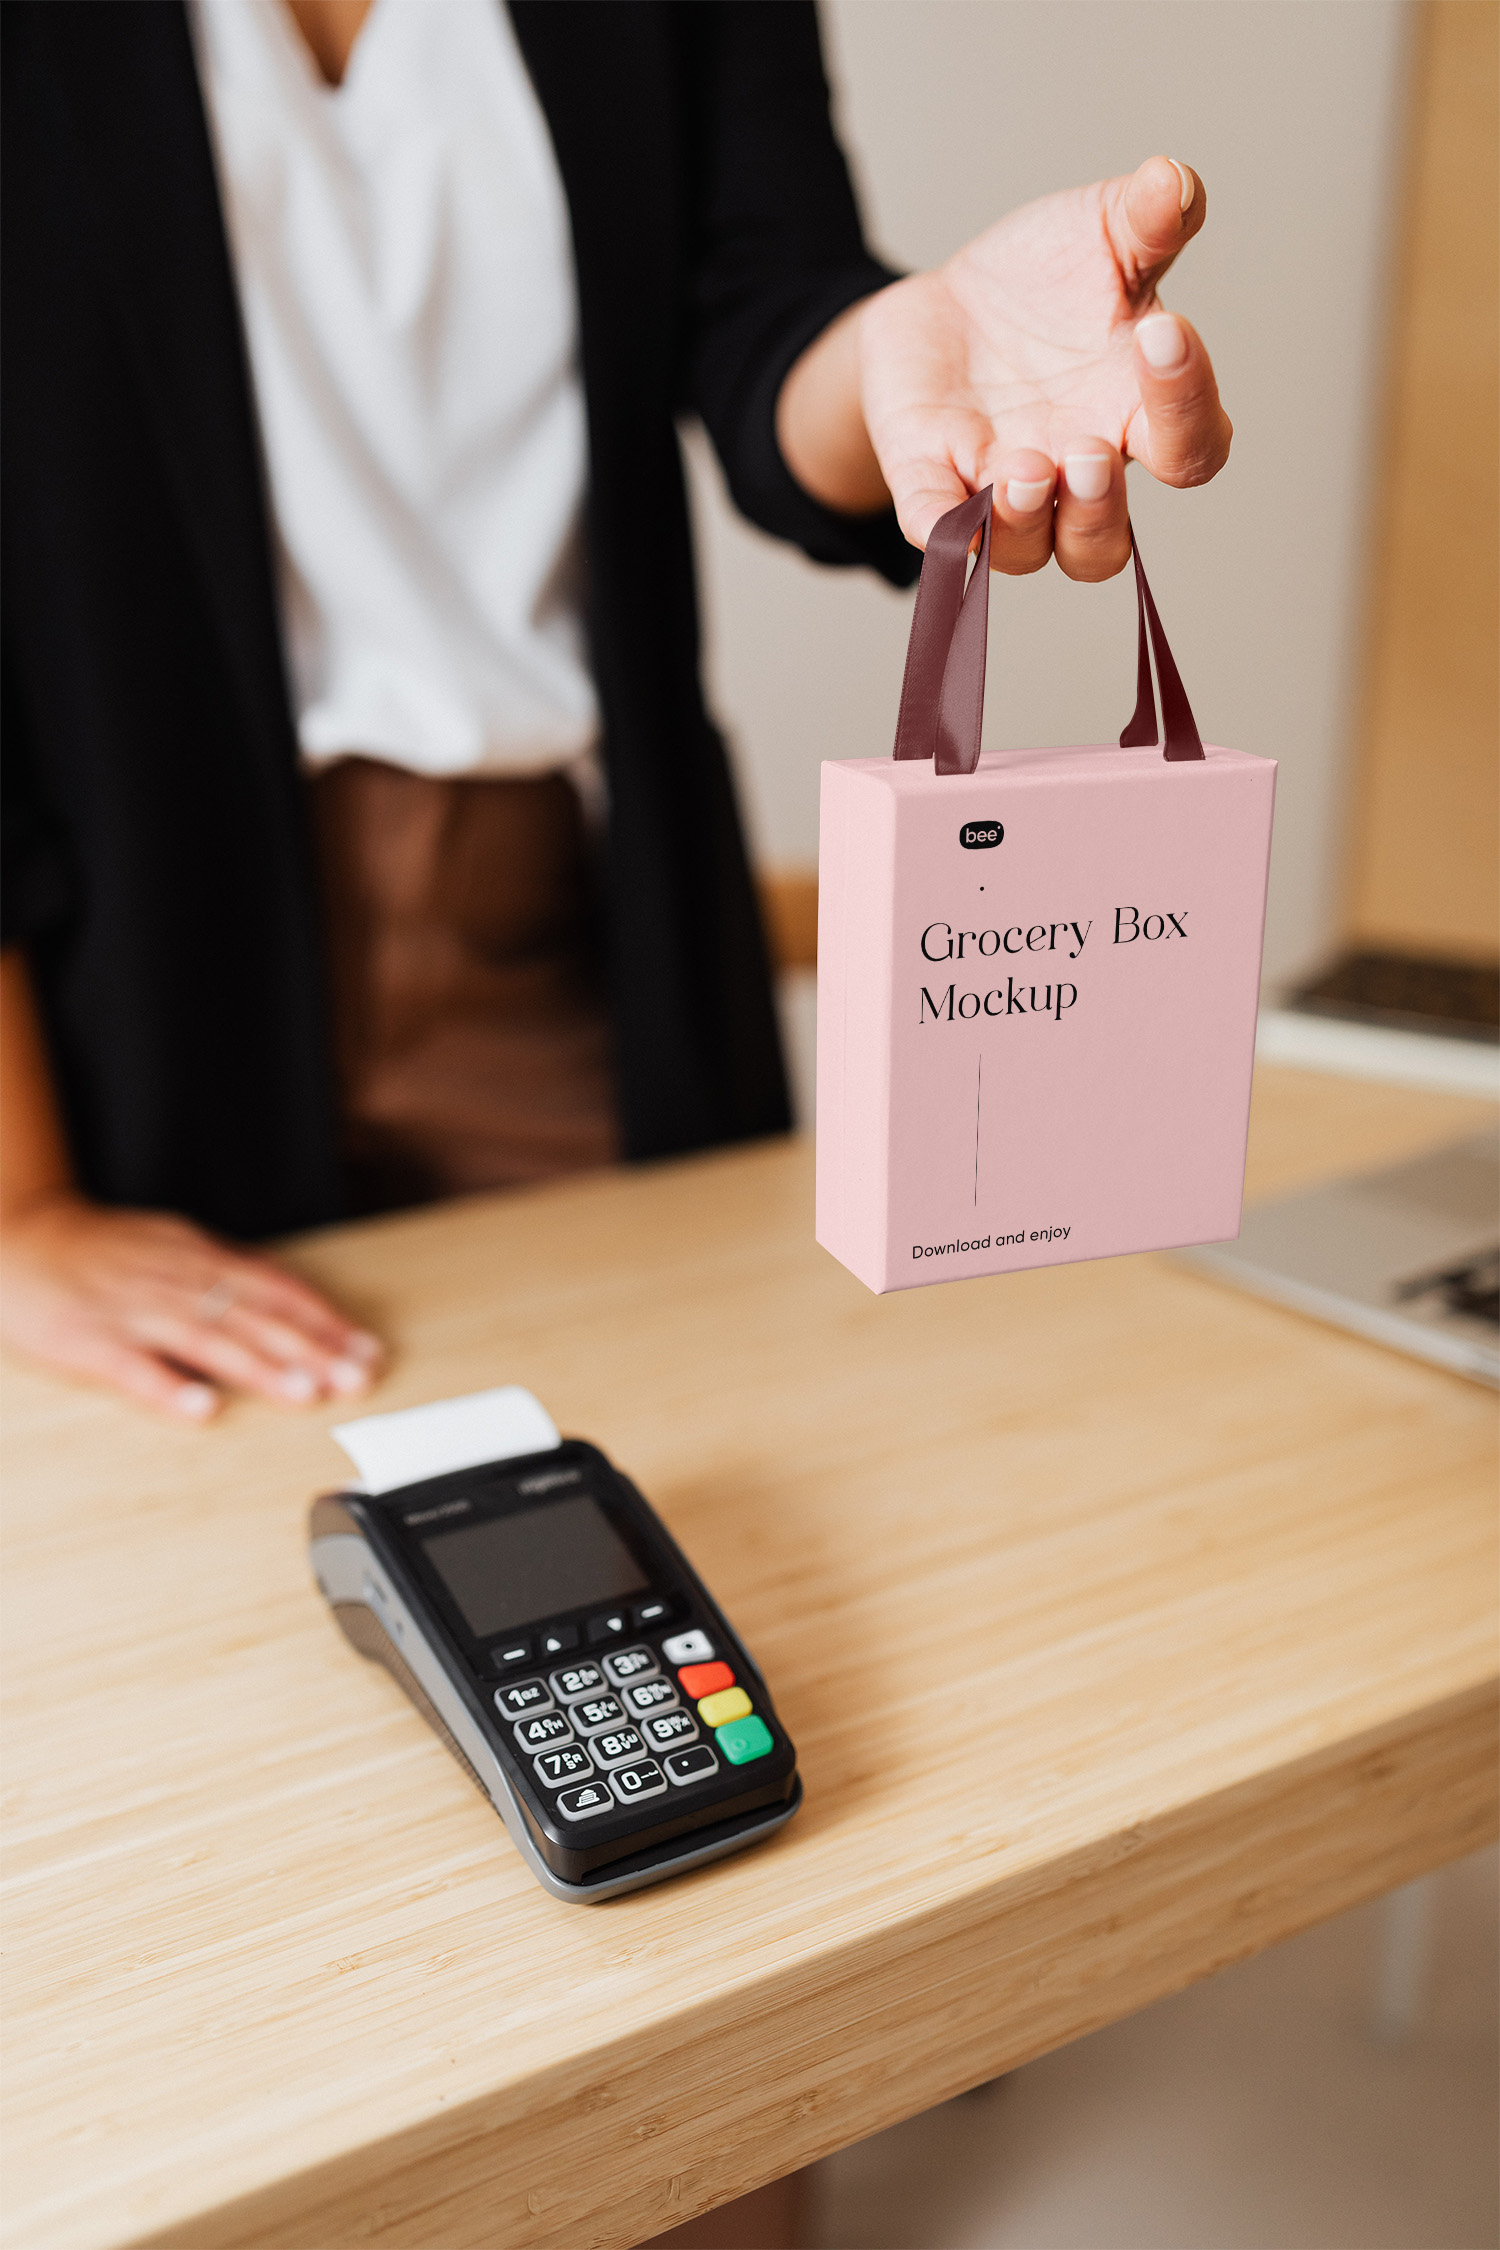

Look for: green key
[715,1714,773,1765]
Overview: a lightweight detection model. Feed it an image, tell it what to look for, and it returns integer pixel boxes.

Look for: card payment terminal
[310,1398,801,1903]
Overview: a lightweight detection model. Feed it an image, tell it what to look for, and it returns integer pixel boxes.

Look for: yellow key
[697,1686,751,1728]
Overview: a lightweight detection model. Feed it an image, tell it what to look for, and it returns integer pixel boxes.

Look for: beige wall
[1343,0,1499,963]
[684,0,1412,989]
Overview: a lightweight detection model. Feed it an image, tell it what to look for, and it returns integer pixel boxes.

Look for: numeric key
[609,1759,667,1805]
[642,1709,699,1752]
[570,1693,627,1737]
[533,1745,592,1789]
[514,1710,573,1754]
[603,1645,659,1687]
[588,1725,648,1770]
[494,1677,552,1721]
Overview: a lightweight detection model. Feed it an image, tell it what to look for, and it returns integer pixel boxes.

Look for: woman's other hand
[0,1198,383,1421]
[778,155,1232,579]
[0,946,382,1419]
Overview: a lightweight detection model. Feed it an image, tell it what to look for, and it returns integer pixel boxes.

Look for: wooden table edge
[121,1675,1498,2250]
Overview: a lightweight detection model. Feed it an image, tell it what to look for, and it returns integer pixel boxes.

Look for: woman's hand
[0,946,381,1420]
[778,155,1232,579]
[0,1194,383,1421]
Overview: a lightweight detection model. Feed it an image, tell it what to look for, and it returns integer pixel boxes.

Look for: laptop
[1178,1130,1499,1387]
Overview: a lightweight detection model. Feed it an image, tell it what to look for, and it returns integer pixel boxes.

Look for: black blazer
[2,0,916,1238]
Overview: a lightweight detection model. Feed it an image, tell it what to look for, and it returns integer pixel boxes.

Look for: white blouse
[195,0,599,779]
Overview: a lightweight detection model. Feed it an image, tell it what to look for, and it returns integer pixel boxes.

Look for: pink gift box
[814,491,1277,1295]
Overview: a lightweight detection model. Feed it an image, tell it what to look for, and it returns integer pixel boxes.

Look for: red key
[678,1660,734,1699]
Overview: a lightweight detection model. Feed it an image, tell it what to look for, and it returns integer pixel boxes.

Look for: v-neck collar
[266,0,387,100]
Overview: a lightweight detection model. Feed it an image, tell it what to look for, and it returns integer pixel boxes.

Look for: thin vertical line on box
[974,1053,982,1205]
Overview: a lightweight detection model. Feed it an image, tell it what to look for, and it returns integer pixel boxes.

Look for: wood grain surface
[2,1067,1495,2250]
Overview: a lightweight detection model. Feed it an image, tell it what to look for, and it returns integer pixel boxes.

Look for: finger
[119,1217,374,1362]
[227,1255,384,1365]
[1126,312,1233,487]
[1108,154,1205,291]
[890,465,976,553]
[50,1328,220,1422]
[131,1309,335,1407]
[988,451,1057,577]
[1053,443,1131,583]
[220,1301,376,1400]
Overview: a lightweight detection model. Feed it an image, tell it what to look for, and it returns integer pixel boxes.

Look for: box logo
[959,821,1003,850]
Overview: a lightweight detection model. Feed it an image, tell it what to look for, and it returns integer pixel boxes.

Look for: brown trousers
[308,759,619,1215]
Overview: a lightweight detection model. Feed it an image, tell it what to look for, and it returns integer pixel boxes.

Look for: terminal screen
[422,1494,647,1639]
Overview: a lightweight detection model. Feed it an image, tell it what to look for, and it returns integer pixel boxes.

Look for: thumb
[1125,310,1233,487]
[1107,154,1205,295]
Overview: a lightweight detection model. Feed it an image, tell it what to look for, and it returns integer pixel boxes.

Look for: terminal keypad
[509,1624,779,1827]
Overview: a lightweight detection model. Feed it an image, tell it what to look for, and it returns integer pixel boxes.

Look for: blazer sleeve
[0,649,76,952]
[676,3,921,589]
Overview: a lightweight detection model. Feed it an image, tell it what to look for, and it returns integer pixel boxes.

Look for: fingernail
[1005,476,1054,514]
[177,1383,218,1421]
[1137,312,1188,371]
[1167,158,1194,213]
[278,1366,319,1403]
[1063,454,1112,503]
[328,1357,372,1397]
[346,1331,383,1364]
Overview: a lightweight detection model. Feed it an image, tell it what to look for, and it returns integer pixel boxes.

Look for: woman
[0,0,1230,1418]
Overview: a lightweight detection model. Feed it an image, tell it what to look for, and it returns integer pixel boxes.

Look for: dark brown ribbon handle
[892,486,993,776]
[892,492,1203,771]
[1117,533,1204,761]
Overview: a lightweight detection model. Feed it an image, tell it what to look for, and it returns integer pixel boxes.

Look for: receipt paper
[332,1385,562,1495]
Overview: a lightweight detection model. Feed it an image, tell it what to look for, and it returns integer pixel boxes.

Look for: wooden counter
[3,1066,1495,2250]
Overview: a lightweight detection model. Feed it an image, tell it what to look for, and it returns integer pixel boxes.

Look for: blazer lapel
[38,2,298,781]
[504,1,679,522]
